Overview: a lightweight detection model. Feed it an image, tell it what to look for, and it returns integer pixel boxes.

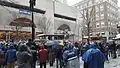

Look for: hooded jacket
[17,45,32,68]
[82,43,106,68]
[6,46,17,63]
[39,46,48,63]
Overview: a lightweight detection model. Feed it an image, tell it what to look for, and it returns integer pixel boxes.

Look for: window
[101,13,104,17]
[101,16,104,19]
[100,5,103,9]
[96,22,100,28]
[96,14,99,18]
[96,13,99,20]
[111,22,113,26]
[77,6,79,9]
[108,21,111,26]
[96,17,99,21]
[101,21,105,27]
[95,6,99,12]
[108,13,110,17]
[100,5,104,11]
[101,32,105,35]
[101,21,105,25]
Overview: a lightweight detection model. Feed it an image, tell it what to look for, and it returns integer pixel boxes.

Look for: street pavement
[105,57,120,68]
[15,57,120,68]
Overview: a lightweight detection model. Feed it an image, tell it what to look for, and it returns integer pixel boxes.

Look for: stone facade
[0,0,82,41]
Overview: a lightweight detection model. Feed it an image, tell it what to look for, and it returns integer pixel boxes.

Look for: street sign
[19,9,32,15]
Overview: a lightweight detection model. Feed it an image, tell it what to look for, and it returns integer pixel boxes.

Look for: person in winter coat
[74,42,80,59]
[30,45,37,68]
[26,39,33,47]
[0,49,5,68]
[56,46,63,68]
[17,45,32,68]
[103,43,109,62]
[63,44,79,68]
[116,43,120,56]
[81,43,88,56]
[39,45,48,68]
[5,46,17,68]
[48,47,55,67]
[109,41,117,59]
[82,42,106,68]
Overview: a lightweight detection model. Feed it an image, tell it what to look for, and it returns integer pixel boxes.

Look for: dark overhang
[0,1,45,14]
[0,1,76,21]
[54,13,76,21]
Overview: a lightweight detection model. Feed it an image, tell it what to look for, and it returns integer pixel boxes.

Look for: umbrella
[59,40,64,46]
[52,40,60,49]
[45,40,53,46]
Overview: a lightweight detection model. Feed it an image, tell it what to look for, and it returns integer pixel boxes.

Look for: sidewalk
[105,57,120,68]
[15,57,120,68]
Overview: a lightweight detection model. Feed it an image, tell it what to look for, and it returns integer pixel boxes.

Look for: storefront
[0,30,32,41]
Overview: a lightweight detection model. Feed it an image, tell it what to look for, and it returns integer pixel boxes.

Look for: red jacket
[39,46,48,63]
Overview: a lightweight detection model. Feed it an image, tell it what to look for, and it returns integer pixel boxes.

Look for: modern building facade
[73,0,118,40]
[0,0,81,41]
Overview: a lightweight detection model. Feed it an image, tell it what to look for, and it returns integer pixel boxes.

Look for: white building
[0,0,82,41]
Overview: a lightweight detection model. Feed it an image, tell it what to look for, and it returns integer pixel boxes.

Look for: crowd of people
[0,39,120,68]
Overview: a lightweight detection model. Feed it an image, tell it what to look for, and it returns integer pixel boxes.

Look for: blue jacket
[6,46,17,63]
[0,43,4,51]
[63,48,77,62]
[82,43,106,68]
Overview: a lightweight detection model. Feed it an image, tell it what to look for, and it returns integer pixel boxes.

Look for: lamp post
[29,0,36,41]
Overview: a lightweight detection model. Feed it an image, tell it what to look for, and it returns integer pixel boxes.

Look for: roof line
[0,1,45,14]
[0,1,76,21]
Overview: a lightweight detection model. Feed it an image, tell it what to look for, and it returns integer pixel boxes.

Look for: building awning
[9,17,33,27]
[54,14,76,21]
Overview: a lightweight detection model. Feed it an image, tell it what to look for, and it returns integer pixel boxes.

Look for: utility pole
[29,0,36,41]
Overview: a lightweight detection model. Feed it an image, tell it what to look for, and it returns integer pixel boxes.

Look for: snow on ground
[105,57,120,68]
[15,57,120,68]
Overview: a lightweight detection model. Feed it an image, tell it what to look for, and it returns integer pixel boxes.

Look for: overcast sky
[67,0,120,6]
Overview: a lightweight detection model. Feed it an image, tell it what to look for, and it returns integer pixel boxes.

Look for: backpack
[63,49,77,62]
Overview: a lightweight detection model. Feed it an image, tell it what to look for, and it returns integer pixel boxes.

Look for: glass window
[108,13,110,16]
[101,32,105,35]
[101,21,105,25]
[96,17,99,21]
[101,16,104,19]
[108,21,111,26]
[101,21,105,27]
[95,6,99,12]
[96,14,99,18]
[101,13,104,17]
[100,5,103,9]
[77,6,79,9]
[96,22,100,28]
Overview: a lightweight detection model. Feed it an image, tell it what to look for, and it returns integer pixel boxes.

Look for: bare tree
[37,15,51,34]
[79,4,95,43]
[5,8,23,40]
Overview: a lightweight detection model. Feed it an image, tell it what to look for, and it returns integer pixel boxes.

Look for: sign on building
[19,9,31,15]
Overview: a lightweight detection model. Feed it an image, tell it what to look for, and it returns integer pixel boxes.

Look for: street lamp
[29,0,36,41]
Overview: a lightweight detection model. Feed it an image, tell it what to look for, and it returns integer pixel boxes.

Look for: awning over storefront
[9,17,34,27]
